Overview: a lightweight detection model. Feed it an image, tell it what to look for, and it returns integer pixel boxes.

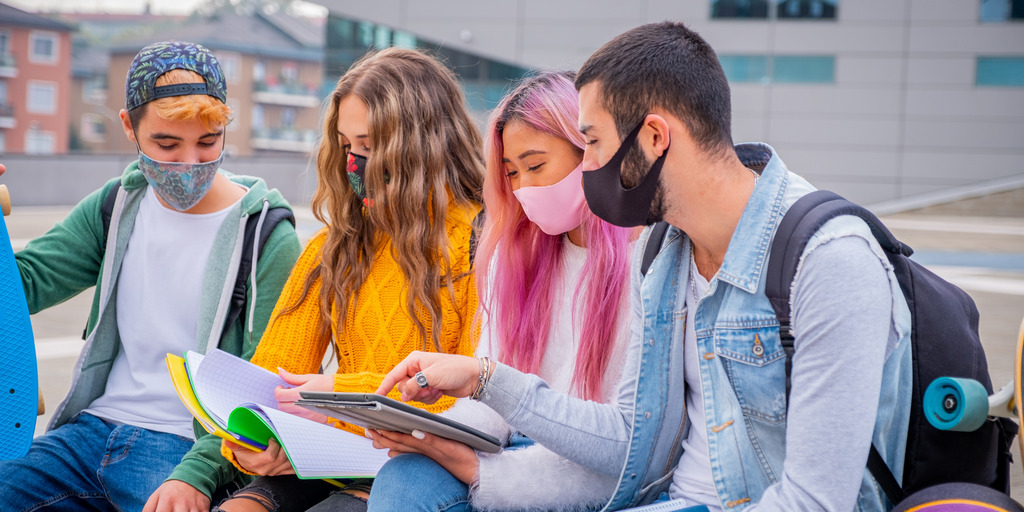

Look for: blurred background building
[314,0,1024,205]
[0,3,72,154]
[0,0,1022,208]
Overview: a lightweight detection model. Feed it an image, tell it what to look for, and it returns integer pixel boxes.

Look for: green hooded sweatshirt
[16,162,302,498]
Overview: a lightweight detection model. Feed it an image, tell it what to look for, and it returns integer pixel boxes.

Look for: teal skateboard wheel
[924,377,989,432]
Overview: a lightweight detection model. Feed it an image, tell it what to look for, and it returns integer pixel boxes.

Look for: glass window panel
[327,17,356,48]
[980,0,1024,21]
[357,22,375,49]
[393,31,417,49]
[375,26,392,48]
[719,55,769,83]
[777,0,837,19]
[28,82,57,114]
[487,60,528,82]
[711,0,769,18]
[773,55,835,83]
[976,57,1024,86]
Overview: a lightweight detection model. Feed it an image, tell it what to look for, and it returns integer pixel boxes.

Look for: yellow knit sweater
[222,202,480,470]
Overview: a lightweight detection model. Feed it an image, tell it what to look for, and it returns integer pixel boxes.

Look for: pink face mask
[512,163,587,236]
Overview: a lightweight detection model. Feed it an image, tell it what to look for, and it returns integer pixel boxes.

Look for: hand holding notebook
[166,349,390,479]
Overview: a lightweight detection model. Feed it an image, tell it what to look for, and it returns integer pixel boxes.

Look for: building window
[712,0,770,18]
[25,128,55,154]
[0,132,5,153]
[219,51,241,83]
[719,55,835,84]
[393,30,417,49]
[252,104,265,129]
[226,98,239,132]
[712,0,837,19]
[976,57,1024,86]
[253,61,266,83]
[773,55,835,83]
[980,0,1024,21]
[27,81,57,114]
[29,31,59,64]
[0,30,11,58]
[80,113,106,143]
[777,0,837,19]
[719,55,770,83]
[324,13,529,113]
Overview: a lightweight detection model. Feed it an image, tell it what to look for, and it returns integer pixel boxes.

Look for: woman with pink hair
[363,70,635,512]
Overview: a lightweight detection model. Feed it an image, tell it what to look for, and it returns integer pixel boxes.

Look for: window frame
[27,80,58,115]
[28,30,59,65]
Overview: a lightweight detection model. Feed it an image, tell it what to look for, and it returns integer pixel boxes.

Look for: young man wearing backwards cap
[0,41,301,511]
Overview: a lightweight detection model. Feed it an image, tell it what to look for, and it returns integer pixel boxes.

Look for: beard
[621,144,667,226]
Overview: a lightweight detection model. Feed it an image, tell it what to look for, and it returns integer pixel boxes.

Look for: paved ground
[6,191,1024,501]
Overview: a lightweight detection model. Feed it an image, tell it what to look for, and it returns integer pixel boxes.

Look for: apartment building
[100,8,325,157]
[0,2,72,154]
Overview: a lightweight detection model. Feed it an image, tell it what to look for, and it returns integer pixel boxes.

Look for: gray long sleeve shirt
[476,234,898,511]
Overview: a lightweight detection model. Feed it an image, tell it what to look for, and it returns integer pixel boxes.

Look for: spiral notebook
[166,349,390,479]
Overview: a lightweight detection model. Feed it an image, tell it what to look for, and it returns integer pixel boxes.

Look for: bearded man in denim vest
[377,22,912,511]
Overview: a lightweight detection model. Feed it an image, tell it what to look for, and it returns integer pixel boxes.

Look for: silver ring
[414,371,429,389]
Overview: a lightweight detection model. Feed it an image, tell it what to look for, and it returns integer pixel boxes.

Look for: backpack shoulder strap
[640,221,670,276]
[766,189,911,505]
[766,190,911,350]
[223,206,296,338]
[100,182,121,250]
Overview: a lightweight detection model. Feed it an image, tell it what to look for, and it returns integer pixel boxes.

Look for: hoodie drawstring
[247,199,270,343]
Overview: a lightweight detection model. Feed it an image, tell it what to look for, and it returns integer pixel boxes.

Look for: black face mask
[581,119,669,227]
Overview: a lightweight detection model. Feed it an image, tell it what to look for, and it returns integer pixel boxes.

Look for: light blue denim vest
[603,143,912,511]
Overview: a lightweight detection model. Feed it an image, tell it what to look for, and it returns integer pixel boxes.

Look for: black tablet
[296,392,502,454]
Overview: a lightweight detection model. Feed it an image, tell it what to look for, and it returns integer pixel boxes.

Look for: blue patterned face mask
[137,148,222,211]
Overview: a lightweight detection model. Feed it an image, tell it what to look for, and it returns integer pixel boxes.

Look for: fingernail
[365,430,373,439]
[412,429,425,440]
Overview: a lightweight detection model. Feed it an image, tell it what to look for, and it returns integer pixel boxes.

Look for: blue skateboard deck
[0,184,37,460]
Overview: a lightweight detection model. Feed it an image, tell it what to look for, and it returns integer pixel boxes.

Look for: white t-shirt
[669,251,723,510]
[477,237,630,401]
[85,186,242,438]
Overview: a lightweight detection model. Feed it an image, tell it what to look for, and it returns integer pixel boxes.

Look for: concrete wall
[0,153,319,207]
[317,0,1024,205]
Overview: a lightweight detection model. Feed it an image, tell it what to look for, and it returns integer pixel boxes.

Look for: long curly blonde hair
[301,48,484,350]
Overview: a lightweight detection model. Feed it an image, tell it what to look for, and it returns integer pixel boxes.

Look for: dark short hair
[576,21,733,154]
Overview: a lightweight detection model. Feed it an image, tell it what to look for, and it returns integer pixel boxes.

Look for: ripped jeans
[212,477,372,512]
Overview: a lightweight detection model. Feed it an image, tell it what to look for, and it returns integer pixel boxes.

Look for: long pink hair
[476,71,632,401]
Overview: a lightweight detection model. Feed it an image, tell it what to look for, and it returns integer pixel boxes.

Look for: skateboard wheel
[924,377,989,432]
[0,184,9,216]
[894,482,1024,512]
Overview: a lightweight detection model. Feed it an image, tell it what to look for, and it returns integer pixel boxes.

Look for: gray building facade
[312,0,1024,206]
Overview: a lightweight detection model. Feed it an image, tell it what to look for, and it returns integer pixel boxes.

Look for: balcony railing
[0,53,16,78]
[250,127,318,153]
[252,80,320,107]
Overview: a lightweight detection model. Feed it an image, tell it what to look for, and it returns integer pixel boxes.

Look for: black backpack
[640,190,1016,505]
[91,183,295,340]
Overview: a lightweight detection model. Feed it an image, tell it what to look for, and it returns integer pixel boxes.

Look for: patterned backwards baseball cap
[124,40,227,111]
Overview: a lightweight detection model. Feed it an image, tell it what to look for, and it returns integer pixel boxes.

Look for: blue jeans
[366,435,534,512]
[0,412,194,512]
